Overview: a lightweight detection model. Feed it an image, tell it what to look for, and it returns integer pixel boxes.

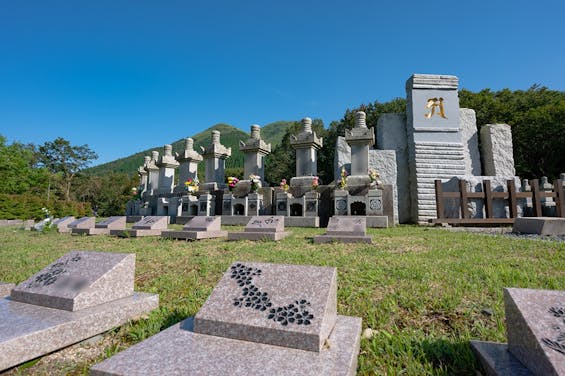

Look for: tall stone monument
[137,156,150,198]
[240,124,271,184]
[200,130,231,192]
[406,74,466,224]
[345,111,375,194]
[156,144,179,195]
[290,117,323,192]
[174,137,203,193]
[144,151,160,197]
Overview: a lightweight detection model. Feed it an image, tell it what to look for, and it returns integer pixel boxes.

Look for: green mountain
[84,121,291,176]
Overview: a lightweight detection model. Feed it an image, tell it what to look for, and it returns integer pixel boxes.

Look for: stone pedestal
[198,194,215,216]
[1,251,158,371]
[90,261,361,376]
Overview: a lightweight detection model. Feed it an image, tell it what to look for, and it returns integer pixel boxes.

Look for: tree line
[1,85,563,219]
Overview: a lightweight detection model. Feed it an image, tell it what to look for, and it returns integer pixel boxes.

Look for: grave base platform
[512,217,565,236]
[470,341,532,376]
[110,229,163,237]
[228,231,289,241]
[161,230,228,240]
[313,235,372,244]
[284,217,320,228]
[0,282,14,297]
[71,228,111,236]
[221,215,254,226]
[365,216,388,228]
[90,315,361,376]
[0,292,159,371]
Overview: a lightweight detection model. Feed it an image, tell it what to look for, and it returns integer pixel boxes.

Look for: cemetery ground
[0,225,564,375]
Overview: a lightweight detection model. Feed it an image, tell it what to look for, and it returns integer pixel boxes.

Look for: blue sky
[1,0,563,166]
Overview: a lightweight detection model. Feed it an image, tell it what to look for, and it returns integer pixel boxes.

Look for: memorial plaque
[326,216,366,236]
[194,262,337,352]
[11,251,135,311]
[314,216,371,244]
[183,216,220,232]
[95,216,126,230]
[53,216,76,233]
[132,216,168,230]
[68,216,95,229]
[505,288,565,375]
[245,216,284,233]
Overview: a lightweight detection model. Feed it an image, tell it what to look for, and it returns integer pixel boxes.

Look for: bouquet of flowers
[279,178,289,192]
[368,168,382,187]
[184,178,199,193]
[131,187,142,200]
[249,174,262,192]
[312,176,320,190]
[337,167,347,189]
[227,176,239,192]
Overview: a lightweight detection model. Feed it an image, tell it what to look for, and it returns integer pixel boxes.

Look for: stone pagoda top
[345,111,375,146]
[239,125,271,154]
[157,144,179,168]
[290,117,323,150]
[200,130,231,159]
[177,138,203,163]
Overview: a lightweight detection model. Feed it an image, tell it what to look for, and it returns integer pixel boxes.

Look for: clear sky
[1,0,563,166]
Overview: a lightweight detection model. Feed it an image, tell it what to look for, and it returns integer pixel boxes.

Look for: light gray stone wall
[376,113,410,223]
[460,108,482,176]
[480,124,516,176]
[368,150,398,224]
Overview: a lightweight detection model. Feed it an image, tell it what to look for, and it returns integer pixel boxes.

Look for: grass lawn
[0,224,564,375]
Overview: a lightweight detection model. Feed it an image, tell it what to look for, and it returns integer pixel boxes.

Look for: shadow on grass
[417,338,480,375]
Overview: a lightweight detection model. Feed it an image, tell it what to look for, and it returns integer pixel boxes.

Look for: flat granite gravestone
[69,217,96,235]
[0,251,159,371]
[90,261,362,376]
[73,216,127,235]
[471,288,565,376]
[513,217,565,236]
[228,215,288,241]
[161,216,228,240]
[110,216,168,237]
[53,216,76,233]
[0,282,14,297]
[314,216,372,244]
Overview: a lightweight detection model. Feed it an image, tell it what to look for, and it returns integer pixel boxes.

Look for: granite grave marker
[228,215,288,241]
[0,251,158,371]
[314,216,372,244]
[161,216,227,240]
[53,216,76,233]
[73,216,127,236]
[111,216,168,237]
[90,261,362,376]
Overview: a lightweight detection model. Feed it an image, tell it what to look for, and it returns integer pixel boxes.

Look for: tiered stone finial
[240,124,271,182]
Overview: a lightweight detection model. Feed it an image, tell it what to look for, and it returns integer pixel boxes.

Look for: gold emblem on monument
[424,97,448,119]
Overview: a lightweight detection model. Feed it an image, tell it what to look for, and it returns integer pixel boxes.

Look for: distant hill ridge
[85,121,292,176]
